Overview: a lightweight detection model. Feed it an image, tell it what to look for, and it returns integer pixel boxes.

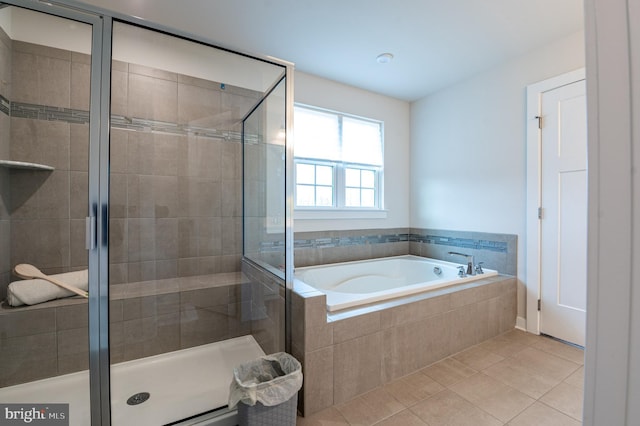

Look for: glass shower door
[0,4,100,425]
[108,21,286,425]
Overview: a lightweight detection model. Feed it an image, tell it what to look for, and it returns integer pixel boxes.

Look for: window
[294,105,383,210]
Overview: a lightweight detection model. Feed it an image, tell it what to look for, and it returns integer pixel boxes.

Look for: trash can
[228,352,303,426]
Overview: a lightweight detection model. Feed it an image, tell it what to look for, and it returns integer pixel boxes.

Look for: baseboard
[515,316,527,331]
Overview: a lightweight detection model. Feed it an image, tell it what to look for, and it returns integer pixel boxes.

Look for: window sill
[294,209,388,220]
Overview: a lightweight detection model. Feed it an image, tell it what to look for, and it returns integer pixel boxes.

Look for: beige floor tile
[373,409,428,426]
[453,346,505,371]
[410,388,503,426]
[483,357,561,399]
[530,337,585,365]
[509,347,581,382]
[540,382,584,421]
[421,357,477,386]
[336,387,405,425]
[478,334,529,358]
[500,329,544,347]
[383,371,445,406]
[507,401,581,426]
[563,366,584,389]
[449,373,535,422]
[297,406,350,426]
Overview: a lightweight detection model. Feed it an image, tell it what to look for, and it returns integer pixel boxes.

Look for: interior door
[539,79,587,346]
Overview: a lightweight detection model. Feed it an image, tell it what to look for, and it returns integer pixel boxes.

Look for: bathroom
[0,0,631,425]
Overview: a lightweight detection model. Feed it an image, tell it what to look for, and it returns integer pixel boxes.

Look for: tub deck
[0,335,264,426]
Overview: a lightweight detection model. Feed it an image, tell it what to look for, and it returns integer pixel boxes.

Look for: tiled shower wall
[2,39,260,299]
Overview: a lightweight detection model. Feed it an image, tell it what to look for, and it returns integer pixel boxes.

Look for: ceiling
[77,0,584,102]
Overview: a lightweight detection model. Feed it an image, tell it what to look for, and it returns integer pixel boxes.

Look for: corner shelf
[0,160,54,171]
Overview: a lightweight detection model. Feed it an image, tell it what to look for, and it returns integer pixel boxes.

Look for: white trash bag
[228,352,303,409]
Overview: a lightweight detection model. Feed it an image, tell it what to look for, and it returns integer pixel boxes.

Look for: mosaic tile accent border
[410,233,508,253]
[259,231,509,253]
[294,233,410,249]
[0,95,9,116]
[9,101,245,141]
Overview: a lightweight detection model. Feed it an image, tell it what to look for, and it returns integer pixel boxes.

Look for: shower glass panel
[243,79,286,272]
[109,21,286,425]
[0,4,94,425]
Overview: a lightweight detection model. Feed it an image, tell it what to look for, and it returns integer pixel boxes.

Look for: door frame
[525,68,586,335]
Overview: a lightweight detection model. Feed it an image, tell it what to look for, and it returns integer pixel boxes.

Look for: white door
[539,79,587,346]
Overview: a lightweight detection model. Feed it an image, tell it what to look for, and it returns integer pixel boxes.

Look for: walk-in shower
[0,2,293,425]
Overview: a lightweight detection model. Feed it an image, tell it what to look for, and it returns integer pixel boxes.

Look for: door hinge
[538,299,541,311]
[535,115,542,129]
[538,207,543,219]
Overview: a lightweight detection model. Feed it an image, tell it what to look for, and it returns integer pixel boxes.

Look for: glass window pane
[361,170,375,188]
[345,168,361,187]
[316,186,333,206]
[316,165,333,185]
[296,163,315,184]
[345,188,361,206]
[297,185,315,206]
[361,189,375,207]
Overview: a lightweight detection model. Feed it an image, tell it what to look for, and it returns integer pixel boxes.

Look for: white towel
[6,269,89,307]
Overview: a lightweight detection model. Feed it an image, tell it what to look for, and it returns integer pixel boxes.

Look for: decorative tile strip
[410,233,508,253]
[291,233,410,250]
[9,101,248,142]
[0,95,9,116]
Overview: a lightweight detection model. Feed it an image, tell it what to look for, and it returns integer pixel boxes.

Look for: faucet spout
[448,251,475,276]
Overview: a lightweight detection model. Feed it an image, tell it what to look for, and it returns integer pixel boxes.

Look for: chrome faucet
[448,251,475,276]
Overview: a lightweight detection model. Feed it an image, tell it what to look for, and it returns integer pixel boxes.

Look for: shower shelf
[0,160,54,171]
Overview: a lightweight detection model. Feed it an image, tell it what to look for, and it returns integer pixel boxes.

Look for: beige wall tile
[333,311,380,343]
[334,332,382,404]
[303,346,334,415]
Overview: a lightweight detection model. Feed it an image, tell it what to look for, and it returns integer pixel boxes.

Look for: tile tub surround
[0,272,256,388]
[293,228,517,278]
[292,274,516,416]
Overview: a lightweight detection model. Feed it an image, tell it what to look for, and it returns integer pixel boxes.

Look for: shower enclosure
[0,1,293,425]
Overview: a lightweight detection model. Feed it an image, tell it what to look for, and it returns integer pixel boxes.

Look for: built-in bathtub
[292,255,516,416]
[0,336,264,426]
[295,255,498,312]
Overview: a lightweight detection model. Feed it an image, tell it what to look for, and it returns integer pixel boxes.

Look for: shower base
[0,335,265,426]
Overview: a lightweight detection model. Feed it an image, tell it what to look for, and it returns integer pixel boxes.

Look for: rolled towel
[6,269,88,307]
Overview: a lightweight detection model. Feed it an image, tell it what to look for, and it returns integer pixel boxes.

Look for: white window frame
[293,104,386,219]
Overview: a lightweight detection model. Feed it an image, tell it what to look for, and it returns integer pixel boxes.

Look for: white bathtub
[295,255,498,312]
[0,335,264,426]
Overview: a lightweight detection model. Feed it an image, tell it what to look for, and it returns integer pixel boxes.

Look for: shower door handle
[86,215,97,250]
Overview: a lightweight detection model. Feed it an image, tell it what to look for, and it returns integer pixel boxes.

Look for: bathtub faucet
[448,251,475,276]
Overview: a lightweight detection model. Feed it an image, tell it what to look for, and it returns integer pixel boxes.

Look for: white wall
[293,71,411,232]
[583,0,640,424]
[410,31,585,321]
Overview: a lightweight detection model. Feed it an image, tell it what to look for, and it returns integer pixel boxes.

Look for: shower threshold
[0,335,265,426]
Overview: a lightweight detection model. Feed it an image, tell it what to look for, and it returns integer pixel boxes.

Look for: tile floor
[297,329,584,426]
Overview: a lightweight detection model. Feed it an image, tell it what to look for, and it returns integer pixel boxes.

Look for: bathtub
[295,255,498,312]
[0,335,264,426]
